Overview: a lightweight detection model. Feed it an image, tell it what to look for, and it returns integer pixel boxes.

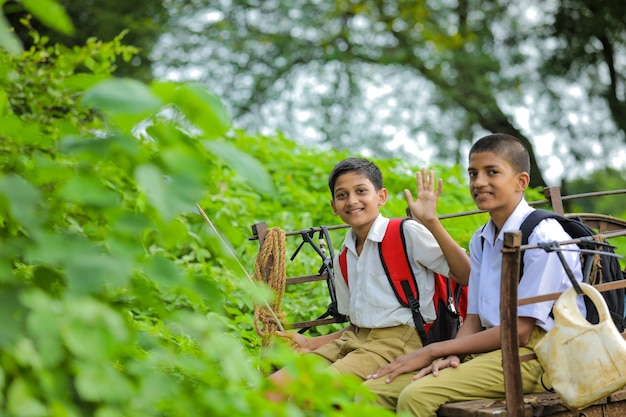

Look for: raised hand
[404,168,442,224]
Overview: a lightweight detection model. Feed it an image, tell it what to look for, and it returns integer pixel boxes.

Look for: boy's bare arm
[275,323,356,352]
[405,169,470,285]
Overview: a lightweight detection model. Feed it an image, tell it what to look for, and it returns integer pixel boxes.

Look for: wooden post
[544,186,564,215]
[501,230,524,416]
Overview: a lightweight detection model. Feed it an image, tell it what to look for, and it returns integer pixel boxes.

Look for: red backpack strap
[379,218,428,342]
[338,246,349,287]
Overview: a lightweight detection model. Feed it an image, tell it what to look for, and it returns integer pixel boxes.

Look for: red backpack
[338,217,468,345]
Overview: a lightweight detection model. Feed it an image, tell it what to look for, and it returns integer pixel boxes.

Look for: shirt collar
[481,199,534,244]
[345,214,389,250]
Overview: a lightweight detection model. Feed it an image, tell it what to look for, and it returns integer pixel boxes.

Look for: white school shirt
[467,199,585,332]
[334,214,453,329]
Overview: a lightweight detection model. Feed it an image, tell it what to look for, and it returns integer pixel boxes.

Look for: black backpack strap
[519,210,562,281]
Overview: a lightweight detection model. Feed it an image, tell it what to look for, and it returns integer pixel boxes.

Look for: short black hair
[328,158,383,198]
[469,133,531,174]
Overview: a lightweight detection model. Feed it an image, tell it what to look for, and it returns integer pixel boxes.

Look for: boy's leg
[322,325,422,380]
[360,372,416,410]
[396,328,547,417]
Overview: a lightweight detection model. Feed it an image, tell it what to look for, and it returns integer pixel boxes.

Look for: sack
[535,283,626,410]
[339,217,468,345]
[519,210,626,332]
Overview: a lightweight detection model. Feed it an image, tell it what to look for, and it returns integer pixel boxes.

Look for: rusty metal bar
[501,231,524,417]
[249,189,626,236]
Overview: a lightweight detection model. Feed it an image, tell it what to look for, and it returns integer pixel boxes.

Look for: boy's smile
[468,151,528,228]
[331,172,387,238]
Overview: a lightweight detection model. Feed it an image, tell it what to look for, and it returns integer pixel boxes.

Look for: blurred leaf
[58,174,120,207]
[62,73,109,90]
[62,297,129,360]
[143,254,181,287]
[65,252,131,295]
[134,164,199,220]
[0,288,26,347]
[160,218,189,248]
[75,362,134,402]
[81,78,162,115]
[6,378,47,417]
[152,82,231,139]
[0,14,22,54]
[0,174,42,232]
[22,0,75,35]
[203,140,275,196]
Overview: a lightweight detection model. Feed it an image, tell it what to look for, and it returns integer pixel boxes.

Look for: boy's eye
[468,171,477,178]
[357,188,367,194]
[488,169,498,175]
[336,192,346,198]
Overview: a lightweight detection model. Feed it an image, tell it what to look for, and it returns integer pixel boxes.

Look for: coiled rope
[195,204,285,345]
[253,227,287,345]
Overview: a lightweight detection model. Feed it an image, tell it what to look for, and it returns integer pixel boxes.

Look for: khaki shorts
[311,324,422,380]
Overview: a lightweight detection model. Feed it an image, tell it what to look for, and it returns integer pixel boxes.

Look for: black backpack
[519,210,625,332]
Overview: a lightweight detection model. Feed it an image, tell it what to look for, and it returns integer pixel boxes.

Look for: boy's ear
[330,199,338,215]
[517,172,531,191]
[378,188,388,205]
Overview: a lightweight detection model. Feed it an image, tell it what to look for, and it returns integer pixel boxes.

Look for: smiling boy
[363,134,585,417]
[266,157,469,401]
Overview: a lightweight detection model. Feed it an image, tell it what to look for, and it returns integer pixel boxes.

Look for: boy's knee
[397,383,438,417]
[358,378,397,410]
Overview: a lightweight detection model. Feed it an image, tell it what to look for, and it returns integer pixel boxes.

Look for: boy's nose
[473,172,485,186]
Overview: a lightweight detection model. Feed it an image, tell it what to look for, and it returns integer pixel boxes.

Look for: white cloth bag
[534,282,626,410]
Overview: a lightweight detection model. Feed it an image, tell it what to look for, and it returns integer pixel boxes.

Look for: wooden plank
[438,388,626,417]
[286,273,328,285]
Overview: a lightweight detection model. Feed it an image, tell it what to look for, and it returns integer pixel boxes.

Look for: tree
[2,0,177,81]
[153,0,626,188]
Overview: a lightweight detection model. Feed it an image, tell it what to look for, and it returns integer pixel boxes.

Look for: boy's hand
[366,347,435,383]
[411,355,461,381]
[275,331,311,353]
[404,168,443,224]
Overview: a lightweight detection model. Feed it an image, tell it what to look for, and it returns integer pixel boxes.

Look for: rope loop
[253,227,287,345]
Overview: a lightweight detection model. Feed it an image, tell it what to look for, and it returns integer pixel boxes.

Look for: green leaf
[65,252,131,295]
[62,298,129,361]
[0,174,42,231]
[58,174,121,207]
[0,15,23,54]
[75,362,134,402]
[0,288,26,347]
[62,73,109,90]
[152,82,231,139]
[81,78,162,115]
[21,0,74,36]
[22,290,64,367]
[160,218,189,248]
[203,140,275,195]
[143,255,182,287]
[134,164,199,220]
[6,378,47,417]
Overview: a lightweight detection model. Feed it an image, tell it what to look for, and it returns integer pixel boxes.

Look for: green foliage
[2,4,623,416]
[0,20,414,416]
